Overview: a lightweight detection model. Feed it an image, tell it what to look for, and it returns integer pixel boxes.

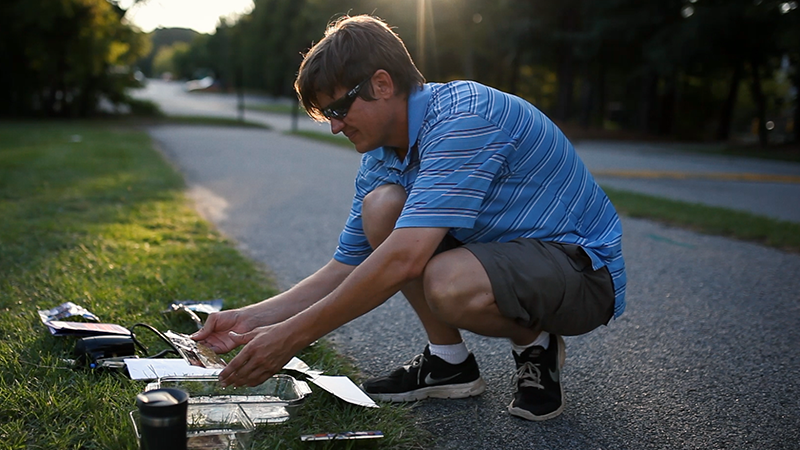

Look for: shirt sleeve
[396,113,515,230]
[333,155,398,266]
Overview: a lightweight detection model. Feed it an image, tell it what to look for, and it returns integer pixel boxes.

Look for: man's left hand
[217,323,296,387]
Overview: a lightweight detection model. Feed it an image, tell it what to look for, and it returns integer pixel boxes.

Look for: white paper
[310,375,378,408]
[283,356,324,378]
[282,357,375,407]
[126,356,378,409]
[125,359,221,380]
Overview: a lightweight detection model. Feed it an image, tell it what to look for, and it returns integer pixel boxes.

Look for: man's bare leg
[359,184,486,402]
[423,248,540,346]
[361,184,462,345]
[424,248,568,421]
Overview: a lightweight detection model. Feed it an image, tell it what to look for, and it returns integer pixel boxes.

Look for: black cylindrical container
[136,388,189,450]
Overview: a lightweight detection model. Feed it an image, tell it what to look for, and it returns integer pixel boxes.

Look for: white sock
[428,341,469,365]
[511,332,550,355]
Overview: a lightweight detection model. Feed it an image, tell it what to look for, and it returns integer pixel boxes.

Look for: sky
[120,0,255,34]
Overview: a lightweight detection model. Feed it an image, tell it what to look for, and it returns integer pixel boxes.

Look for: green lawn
[677,142,800,163]
[246,103,305,115]
[287,130,354,148]
[127,114,271,129]
[603,187,800,253]
[0,121,425,450]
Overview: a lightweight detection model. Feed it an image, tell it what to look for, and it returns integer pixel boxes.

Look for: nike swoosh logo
[424,372,463,385]
[549,368,561,383]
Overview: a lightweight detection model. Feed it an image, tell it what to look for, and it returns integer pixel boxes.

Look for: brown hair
[295,15,425,121]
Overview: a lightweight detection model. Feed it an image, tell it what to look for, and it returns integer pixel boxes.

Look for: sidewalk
[130,78,330,134]
[574,141,800,223]
[132,79,800,223]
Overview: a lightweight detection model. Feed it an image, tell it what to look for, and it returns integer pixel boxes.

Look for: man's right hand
[191,309,255,354]
[191,260,356,354]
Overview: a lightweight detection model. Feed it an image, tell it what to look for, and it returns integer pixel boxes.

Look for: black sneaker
[360,345,486,402]
[508,335,566,421]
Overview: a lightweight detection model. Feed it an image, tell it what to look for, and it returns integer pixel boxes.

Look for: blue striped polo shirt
[334,81,626,318]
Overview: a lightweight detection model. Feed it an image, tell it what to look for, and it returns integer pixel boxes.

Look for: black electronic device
[70,323,216,373]
[74,335,136,368]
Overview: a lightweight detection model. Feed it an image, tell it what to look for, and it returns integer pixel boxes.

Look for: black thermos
[136,388,189,450]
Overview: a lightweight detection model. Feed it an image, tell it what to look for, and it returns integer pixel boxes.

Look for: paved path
[130,78,332,135]
[148,124,800,450]
[576,141,800,223]
[133,79,800,224]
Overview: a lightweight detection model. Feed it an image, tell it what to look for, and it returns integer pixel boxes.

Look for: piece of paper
[164,331,227,369]
[38,302,99,323]
[125,358,221,380]
[282,357,374,407]
[283,356,324,378]
[44,320,131,336]
[174,299,223,315]
[310,375,378,408]
[127,355,378,408]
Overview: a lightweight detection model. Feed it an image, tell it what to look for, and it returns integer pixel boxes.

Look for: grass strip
[162,115,269,129]
[603,187,800,253]
[132,115,270,129]
[246,103,306,115]
[287,130,354,148]
[677,143,800,163]
[0,121,425,450]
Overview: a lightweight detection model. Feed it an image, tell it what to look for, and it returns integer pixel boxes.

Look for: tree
[166,0,793,144]
[152,42,191,77]
[138,28,200,77]
[773,0,799,143]
[691,0,786,146]
[0,0,149,117]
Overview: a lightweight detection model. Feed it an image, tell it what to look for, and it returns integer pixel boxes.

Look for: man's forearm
[281,227,448,351]
[243,259,356,325]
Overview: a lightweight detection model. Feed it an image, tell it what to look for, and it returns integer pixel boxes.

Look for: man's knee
[422,262,457,321]
[423,250,491,325]
[362,184,406,249]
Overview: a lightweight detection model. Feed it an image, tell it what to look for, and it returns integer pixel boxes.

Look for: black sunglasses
[321,76,372,120]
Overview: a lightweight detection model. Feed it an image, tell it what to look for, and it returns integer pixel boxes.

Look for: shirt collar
[369,84,432,167]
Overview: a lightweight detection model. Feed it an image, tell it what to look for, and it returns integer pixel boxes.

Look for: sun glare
[120,0,255,34]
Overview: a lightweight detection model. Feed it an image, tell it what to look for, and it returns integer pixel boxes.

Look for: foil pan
[145,374,312,424]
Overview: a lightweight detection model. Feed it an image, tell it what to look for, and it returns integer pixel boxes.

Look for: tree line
[154,0,799,146]
[0,0,149,117]
[2,0,797,146]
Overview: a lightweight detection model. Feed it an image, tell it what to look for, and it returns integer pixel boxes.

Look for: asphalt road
[578,141,800,224]
[134,79,800,224]
[136,82,800,449]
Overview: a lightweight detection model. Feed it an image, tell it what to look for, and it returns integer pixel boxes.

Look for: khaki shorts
[462,238,615,336]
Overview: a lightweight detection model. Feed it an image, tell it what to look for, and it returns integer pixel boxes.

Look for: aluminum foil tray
[145,374,312,424]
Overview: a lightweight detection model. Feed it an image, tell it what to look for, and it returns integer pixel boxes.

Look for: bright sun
[120,0,255,34]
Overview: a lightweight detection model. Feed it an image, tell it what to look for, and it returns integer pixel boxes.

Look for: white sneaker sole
[508,399,565,421]
[364,377,487,402]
